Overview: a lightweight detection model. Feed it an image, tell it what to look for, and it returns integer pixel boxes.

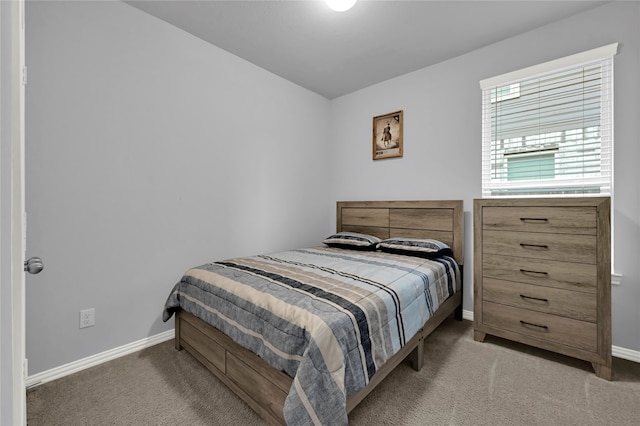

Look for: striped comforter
[163,246,460,425]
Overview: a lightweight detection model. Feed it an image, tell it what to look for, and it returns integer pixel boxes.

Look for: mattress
[163,246,460,425]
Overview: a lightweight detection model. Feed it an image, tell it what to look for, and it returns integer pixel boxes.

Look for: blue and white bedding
[163,246,460,425]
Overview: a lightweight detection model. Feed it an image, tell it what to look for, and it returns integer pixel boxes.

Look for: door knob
[24,257,44,274]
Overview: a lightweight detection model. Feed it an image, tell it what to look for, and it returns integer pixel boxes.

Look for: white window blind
[480,44,617,197]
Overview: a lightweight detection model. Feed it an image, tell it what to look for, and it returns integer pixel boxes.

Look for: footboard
[176,309,291,424]
[175,291,462,425]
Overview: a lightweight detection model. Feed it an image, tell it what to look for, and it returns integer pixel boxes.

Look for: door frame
[1,0,27,424]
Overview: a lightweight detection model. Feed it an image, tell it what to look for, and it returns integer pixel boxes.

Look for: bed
[163,200,464,425]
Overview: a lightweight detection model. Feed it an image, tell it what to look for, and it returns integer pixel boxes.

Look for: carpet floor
[27,318,640,425]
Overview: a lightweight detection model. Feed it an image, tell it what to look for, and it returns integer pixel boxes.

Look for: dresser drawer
[482,206,596,235]
[483,278,597,322]
[483,230,596,264]
[482,253,597,293]
[483,301,597,352]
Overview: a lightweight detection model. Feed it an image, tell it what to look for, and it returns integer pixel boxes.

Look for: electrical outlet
[80,308,95,329]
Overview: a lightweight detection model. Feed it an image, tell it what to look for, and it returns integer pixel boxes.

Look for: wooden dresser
[473,197,611,379]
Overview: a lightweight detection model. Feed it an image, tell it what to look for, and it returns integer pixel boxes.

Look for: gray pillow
[378,237,452,258]
[323,232,381,250]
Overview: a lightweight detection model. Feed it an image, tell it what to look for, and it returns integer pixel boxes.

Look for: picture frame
[372,110,403,160]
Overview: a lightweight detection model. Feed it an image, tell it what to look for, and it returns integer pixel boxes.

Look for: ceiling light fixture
[325,0,357,12]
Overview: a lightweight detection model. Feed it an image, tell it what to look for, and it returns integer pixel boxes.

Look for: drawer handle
[519,320,549,331]
[520,217,549,223]
[519,269,549,277]
[519,294,549,303]
[519,243,549,250]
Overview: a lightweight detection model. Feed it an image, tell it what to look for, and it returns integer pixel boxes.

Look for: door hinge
[22,65,27,85]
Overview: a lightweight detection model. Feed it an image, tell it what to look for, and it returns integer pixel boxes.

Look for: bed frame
[174,200,464,425]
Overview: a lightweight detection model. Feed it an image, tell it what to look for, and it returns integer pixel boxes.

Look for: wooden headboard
[336,200,464,265]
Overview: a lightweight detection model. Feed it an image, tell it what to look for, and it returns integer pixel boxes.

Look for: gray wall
[328,1,640,351]
[25,1,331,374]
[24,0,640,377]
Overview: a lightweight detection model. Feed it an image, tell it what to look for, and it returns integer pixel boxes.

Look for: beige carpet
[27,318,640,425]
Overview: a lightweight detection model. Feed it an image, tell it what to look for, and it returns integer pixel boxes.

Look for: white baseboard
[612,345,640,363]
[25,310,640,389]
[26,329,175,389]
[461,309,640,363]
[462,309,474,321]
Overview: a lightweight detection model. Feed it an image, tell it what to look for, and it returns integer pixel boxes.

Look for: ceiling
[125,0,609,99]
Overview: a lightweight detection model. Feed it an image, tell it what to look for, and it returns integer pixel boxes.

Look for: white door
[1,0,27,424]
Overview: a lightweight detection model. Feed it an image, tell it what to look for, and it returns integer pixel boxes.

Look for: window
[491,83,520,103]
[480,44,618,198]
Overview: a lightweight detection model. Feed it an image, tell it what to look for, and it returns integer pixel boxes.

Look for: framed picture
[372,110,403,160]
